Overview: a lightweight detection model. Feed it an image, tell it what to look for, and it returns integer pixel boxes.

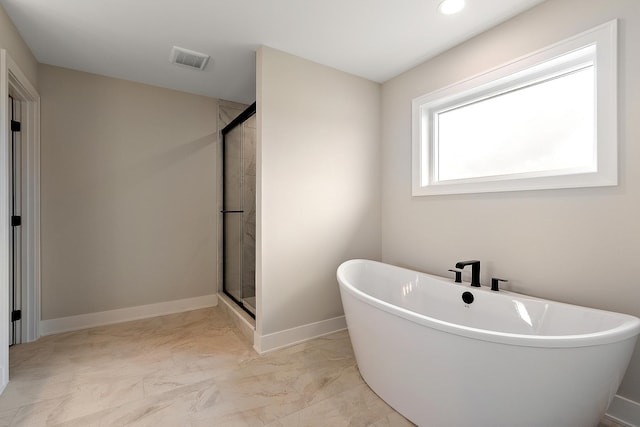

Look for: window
[412,20,617,196]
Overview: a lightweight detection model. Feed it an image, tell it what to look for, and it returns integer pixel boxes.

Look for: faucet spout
[455,260,481,287]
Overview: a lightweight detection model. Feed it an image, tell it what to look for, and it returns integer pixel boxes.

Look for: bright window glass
[436,65,595,182]
[412,20,617,196]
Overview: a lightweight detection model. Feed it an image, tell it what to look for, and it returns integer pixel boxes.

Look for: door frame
[0,49,41,392]
[9,93,23,345]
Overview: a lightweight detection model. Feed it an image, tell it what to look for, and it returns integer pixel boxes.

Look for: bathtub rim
[337,259,640,348]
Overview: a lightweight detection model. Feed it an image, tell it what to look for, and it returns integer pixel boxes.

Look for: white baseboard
[254,315,347,354]
[40,294,218,336]
[606,394,640,427]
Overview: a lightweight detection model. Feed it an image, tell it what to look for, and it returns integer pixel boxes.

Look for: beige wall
[381,0,640,403]
[257,46,381,336]
[39,64,219,319]
[0,2,37,88]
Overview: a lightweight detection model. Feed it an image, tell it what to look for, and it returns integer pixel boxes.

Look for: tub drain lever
[448,269,462,283]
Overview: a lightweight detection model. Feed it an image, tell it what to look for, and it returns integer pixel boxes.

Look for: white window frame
[412,20,617,196]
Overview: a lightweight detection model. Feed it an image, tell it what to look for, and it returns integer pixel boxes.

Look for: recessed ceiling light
[438,0,466,15]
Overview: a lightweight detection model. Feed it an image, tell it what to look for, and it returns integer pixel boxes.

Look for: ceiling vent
[169,46,210,71]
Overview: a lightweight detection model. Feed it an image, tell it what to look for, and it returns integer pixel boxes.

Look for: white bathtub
[337,259,640,427]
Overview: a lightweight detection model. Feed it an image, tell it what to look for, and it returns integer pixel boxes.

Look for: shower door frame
[221,102,256,319]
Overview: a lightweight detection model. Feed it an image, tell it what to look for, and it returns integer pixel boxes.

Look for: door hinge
[11,310,21,322]
[11,216,21,227]
[11,120,21,132]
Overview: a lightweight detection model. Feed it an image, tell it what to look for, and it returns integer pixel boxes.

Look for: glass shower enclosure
[221,102,256,317]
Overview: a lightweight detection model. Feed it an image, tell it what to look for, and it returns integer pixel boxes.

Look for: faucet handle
[448,269,462,283]
[491,277,508,291]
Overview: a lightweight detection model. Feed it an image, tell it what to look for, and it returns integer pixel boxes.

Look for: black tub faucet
[455,260,481,287]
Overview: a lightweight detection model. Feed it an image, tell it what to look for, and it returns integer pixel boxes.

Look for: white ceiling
[1,0,546,104]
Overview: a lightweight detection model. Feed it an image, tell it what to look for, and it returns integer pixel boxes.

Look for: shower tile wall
[223,125,244,302]
[217,100,248,295]
[219,100,248,128]
[242,114,256,301]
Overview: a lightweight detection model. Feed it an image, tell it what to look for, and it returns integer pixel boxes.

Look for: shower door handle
[221,210,244,213]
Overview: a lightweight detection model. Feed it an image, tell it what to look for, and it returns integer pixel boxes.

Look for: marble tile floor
[0,307,625,426]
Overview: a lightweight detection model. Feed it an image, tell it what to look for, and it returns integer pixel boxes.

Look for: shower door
[222,103,256,317]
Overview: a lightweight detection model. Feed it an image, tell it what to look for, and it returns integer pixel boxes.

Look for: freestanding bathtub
[337,259,640,427]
